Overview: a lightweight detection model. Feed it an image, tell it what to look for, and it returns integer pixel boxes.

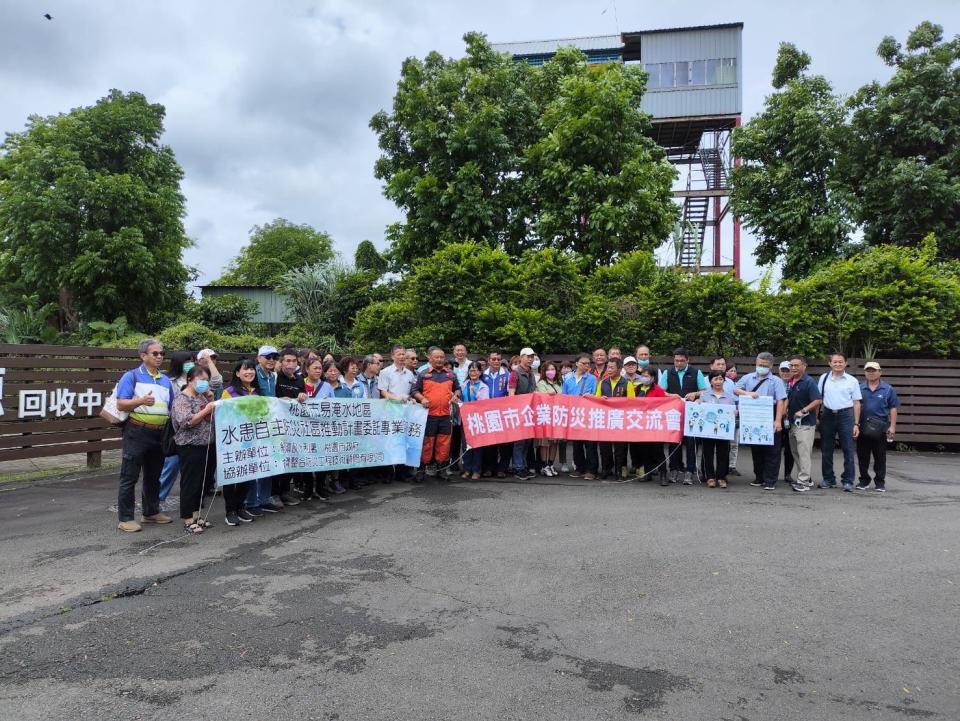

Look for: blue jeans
[511,440,529,473]
[159,455,179,501]
[463,447,483,474]
[246,477,274,508]
[821,408,855,485]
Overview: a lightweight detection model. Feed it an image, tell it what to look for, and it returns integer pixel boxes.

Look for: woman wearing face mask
[158,351,195,505]
[171,366,219,533]
[220,360,260,525]
[725,362,741,475]
[459,362,489,481]
[313,359,348,493]
[630,365,668,485]
[535,361,563,476]
[298,358,334,498]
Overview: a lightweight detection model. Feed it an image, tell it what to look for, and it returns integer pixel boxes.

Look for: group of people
[112,339,900,535]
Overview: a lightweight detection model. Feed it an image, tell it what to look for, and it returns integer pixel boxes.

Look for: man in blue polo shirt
[660,348,708,485]
[856,361,899,493]
[563,353,599,480]
[786,355,821,492]
[482,350,511,478]
[735,352,788,490]
[114,338,177,532]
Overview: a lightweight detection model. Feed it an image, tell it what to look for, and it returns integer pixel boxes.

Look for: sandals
[183,521,204,535]
[707,478,717,488]
[461,472,471,479]
[194,518,213,529]
[718,478,728,489]
[471,472,481,481]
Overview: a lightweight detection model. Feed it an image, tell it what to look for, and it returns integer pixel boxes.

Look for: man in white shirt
[817,352,862,491]
[450,343,471,470]
[379,344,417,482]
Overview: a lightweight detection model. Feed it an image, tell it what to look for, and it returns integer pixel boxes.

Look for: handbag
[99,384,128,426]
[860,415,889,439]
[161,419,178,457]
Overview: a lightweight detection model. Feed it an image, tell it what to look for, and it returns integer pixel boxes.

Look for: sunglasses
[265,354,280,360]
[147,351,165,357]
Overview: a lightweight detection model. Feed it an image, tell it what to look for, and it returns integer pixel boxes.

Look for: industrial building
[492,22,743,276]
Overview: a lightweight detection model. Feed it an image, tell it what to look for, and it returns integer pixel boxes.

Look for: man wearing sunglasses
[114,339,177,532]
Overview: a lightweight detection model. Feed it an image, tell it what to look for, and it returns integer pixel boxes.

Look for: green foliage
[354,240,387,274]
[841,22,960,257]
[732,43,851,279]
[215,218,335,286]
[86,315,130,345]
[196,293,258,335]
[0,296,59,343]
[0,90,193,331]
[157,322,222,352]
[371,33,676,270]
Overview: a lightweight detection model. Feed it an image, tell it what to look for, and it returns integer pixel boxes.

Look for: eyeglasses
[865,368,880,372]
[147,351,164,357]
[265,354,280,360]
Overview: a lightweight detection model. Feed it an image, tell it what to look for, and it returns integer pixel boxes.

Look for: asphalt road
[0,451,958,720]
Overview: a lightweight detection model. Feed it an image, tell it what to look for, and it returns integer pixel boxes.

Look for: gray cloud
[1,0,957,288]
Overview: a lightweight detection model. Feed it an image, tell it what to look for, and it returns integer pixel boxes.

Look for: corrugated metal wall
[638,26,742,118]
[201,287,292,324]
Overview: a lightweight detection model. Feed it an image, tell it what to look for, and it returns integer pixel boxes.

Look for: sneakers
[682,472,694,485]
[874,486,886,493]
[669,470,679,484]
[791,483,810,493]
[260,502,283,513]
[842,483,854,492]
[659,472,669,487]
[515,469,535,481]
[425,463,439,478]
[246,506,264,517]
[279,493,300,506]
[749,480,763,487]
[854,483,870,491]
[225,513,240,526]
[333,480,347,493]
[541,465,555,477]
[117,520,142,533]
[237,509,255,522]
[762,484,776,490]
[569,470,584,478]
[819,481,836,489]
[141,513,172,525]
[560,464,570,474]
[729,469,741,476]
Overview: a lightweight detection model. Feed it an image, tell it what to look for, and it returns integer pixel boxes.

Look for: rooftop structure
[492,23,743,275]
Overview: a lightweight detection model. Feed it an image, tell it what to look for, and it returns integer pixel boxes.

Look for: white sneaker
[543,466,554,477]
[560,464,570,474]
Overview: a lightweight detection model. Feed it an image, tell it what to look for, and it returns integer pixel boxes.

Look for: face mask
[512,364,519,372]
[755,366,770,376]
[639,376,653,386]
[545,369,556,380]
[195,379,210,394]
[531,359,541,370]
[726,370,737,380]
[183,362,195,374]
[562,370,572,380]
[637,359,650,368]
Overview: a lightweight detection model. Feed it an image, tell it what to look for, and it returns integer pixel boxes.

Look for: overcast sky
[2,1,957,287]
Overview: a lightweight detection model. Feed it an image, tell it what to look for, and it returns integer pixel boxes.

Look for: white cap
[622,356,638,366]
[779,361,791,370]
[258,345,278,357]
[520,347,535,356]
[197,348,217,361]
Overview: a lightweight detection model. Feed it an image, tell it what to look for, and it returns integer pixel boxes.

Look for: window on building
[718,57,737,84]
[705,58,719,85]
[644,63,659,88]
[674,61,690,86]
[691,60,706,86]
[660,61,675,88]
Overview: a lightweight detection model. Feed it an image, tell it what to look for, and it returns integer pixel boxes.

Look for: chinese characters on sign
[16,387,104,419]
[460,393,685,448]
[214,396,429,486]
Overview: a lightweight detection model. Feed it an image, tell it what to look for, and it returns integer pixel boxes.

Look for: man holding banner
[411,347,461,482]
[735,352,787,491]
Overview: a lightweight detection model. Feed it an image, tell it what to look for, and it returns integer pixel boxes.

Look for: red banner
[460,393,684,448]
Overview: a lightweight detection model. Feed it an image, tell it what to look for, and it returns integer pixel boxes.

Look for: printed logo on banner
[684,401,736,441]
[738,396,775,446]
[215,396,428,486]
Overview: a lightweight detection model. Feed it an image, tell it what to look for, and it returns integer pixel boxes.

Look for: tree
[0,90,193,331]
[197,293,258,335]
[371,34,676,269]
[731,43,851,279]
[216,218,335,286]
[525,48,677,263]
[354,240,387,274]
[841,22,960,257]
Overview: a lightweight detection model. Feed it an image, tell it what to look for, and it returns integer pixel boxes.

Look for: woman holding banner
[535,361,563,477]
[220,360,260,525]
[699,370,737,489]
[459,362,489,481]
[171,365,219,534]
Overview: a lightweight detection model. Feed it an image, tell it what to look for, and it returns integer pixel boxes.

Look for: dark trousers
[821,408,856,485]
[668,436,697,474]
[176,444,214,520]
[223,481,249,514]
[702,439,730,480]
[782,431,794,478]
[463,447,483,474]
[857,434,888,487]
[629,442,664,477]
[451,424,464,469]
[573,441,598,474]
[483,443,511,475]
[749,431,782,486]
[117,423,164,522]
[272,474,291,497]
[599,442,626,476]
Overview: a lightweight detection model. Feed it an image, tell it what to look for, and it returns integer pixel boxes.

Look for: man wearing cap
[856,362,899,493]
[508,348,538,480]
[248,345,283,514]
[818,352,862,491]
[786,355,821,492]
[777,361,796,483]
